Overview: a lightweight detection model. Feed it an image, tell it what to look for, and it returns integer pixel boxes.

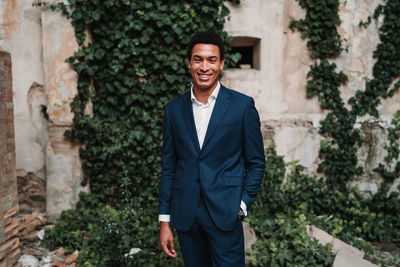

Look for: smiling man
[158,31,265,267]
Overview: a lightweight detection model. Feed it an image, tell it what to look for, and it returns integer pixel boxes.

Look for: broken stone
[49,247,65,256]
[333,249,378,267]
[24,231,39,243]
[17,212,47,245]
[17,171,46,213]
[42,255,51,264]
[18,254,39,267]
[53,261,66,267]
[125,248,142,257]
[21,248,44,258]
[36,229,45,240]
[243,221,257,250]
[39,255,52,267]
[306,225,364,257]
[64,250,79,265]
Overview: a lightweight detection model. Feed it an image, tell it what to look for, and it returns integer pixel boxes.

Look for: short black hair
[187,31,225,61]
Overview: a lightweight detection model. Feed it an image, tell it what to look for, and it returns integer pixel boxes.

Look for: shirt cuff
[159,214,170,222]
[240,200,247,216]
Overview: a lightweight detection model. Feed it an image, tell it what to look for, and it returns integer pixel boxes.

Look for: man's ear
[187,59,191,69]
[220,59,225,70]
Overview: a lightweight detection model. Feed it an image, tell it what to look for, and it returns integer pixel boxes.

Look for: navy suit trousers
[177,195,245,267]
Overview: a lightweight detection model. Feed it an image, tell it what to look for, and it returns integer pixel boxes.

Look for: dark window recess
[229,37,260,70]
[231,46,254,69]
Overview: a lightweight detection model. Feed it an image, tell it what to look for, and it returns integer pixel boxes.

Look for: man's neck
[193,83,218,104]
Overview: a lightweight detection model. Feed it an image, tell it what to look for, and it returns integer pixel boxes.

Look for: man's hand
[159,222,177,258]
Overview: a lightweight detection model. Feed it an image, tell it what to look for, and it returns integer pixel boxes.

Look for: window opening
[229,37,261,70]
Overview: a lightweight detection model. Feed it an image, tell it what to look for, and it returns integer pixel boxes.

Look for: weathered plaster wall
[1,0,48,212]
[222,0,399,192]
[0,0,86,217]
[41,10,87,219]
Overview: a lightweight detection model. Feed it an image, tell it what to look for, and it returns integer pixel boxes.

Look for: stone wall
[0,51,20,267]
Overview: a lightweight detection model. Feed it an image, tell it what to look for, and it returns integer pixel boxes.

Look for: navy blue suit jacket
[159,85,265,232]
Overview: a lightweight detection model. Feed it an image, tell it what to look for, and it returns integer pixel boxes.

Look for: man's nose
[200,61,208,71]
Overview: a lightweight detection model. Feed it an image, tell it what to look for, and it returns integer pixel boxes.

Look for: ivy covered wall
[1,0,399,265]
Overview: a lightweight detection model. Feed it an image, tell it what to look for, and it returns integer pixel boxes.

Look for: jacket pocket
[223,176,242,187]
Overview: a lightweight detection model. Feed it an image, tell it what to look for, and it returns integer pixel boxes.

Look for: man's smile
[197,74,212,81]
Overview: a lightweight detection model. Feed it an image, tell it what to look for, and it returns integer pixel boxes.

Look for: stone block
[243,221,257,250]
[333,249,378,267]
[46,154,81,218]
[18,254,39,267]
[274,125,320,171]
[306,225,364,257]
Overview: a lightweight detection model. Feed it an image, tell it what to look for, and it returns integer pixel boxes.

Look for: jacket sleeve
[241,98,265,211]
[158,105,177,215]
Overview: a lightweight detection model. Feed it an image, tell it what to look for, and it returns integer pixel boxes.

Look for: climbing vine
[282,0,400,249]
[291,0,400,189]
[248,1,400,263]
[34,0,240,265]
[289,0,343,59]
[33,0,400,265]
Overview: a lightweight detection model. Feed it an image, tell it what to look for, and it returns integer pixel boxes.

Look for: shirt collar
[190,82,221,104]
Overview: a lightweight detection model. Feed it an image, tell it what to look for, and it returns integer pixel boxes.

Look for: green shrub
[247,143,400,266]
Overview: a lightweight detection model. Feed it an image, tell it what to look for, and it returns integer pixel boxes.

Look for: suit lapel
[182,92,201,153]
[201,86,231,151]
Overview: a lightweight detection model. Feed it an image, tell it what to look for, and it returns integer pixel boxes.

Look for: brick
[0,247,20,267]
[0,191,7,198]
[1,168,12,175]
[0,80,12,87]
[6,131,14,138]
[0,53,17,267]
[3,60,11,67]
[2,217,11,228]
[3,219,19,240]
[7,143,15,152]
[0,173,11,183]
[4,103,13,110]
[0,237,19,258]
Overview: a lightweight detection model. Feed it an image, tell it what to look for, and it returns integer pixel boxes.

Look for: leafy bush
[247,143,400,266]
[44,179,184,266]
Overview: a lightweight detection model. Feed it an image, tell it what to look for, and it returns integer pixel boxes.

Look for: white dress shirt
[159,82,247,222]
[191,82,220,149]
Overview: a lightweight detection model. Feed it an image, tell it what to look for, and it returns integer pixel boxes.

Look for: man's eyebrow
[192,55,219,60]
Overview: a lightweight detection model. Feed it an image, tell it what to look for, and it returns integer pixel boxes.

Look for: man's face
[188,44,224,92]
